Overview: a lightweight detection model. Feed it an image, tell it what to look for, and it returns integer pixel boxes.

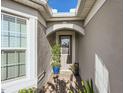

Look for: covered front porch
[37,23,86,93]
[46,23,84,71]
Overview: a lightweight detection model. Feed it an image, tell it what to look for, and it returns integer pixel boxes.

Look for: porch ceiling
[12,0,96,21]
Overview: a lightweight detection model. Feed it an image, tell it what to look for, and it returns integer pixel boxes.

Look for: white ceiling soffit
[12,0,97,21]
[77,0,96,18]
[84,0,106,26]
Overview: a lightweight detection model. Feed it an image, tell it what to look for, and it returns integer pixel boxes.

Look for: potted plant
[51,43,61,74]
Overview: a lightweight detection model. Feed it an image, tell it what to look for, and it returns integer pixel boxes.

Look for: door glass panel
[60,36,70,54]
[60,35,72,64]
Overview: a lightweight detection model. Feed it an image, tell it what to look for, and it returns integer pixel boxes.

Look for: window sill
[2,76,37,93]
[2,76,26,84]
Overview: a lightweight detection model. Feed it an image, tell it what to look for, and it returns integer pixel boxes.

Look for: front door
[59,35,72,70]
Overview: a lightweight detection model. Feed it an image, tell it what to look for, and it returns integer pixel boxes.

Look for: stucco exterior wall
[75,33,79,63]
[37,22,52,89]
[78,0,123,93]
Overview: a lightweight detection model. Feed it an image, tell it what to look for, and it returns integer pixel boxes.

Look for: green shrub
[69,79,94,93]
[18,87,36,93]
[51,61,61,67]
[27,88,33,93]
[82,79,94,93]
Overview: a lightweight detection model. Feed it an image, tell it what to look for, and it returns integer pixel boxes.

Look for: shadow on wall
[95,54,110,93]
[47,32,56,47]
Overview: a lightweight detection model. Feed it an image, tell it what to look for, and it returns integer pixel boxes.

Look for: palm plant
[81,79,94,93]
[51,43,61,67]
[68,79,94,93]
[51,43,61,74]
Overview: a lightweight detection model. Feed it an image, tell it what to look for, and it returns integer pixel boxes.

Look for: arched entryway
[46,23,85,70]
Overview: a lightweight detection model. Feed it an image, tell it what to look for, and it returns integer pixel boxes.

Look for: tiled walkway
[42,71,82,93]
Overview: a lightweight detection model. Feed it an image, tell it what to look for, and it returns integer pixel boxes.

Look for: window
[1,13,27,81]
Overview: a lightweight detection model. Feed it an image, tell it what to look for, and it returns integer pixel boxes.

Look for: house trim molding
[46,23,85,36]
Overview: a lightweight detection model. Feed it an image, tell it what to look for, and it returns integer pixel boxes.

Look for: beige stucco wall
[75,33,79,63]
[37,21,52,88]
[78,0,123,93]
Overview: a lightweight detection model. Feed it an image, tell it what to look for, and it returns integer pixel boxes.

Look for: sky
[48,0,78,12]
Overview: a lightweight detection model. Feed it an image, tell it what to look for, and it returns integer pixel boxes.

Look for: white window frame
[1,7,37,93]
[1,12,28,81]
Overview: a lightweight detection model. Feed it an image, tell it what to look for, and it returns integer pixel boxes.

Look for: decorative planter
[53,66,60,74]
[74,63,79,76]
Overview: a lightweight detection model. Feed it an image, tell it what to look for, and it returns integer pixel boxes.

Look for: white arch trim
[46,23,85,36]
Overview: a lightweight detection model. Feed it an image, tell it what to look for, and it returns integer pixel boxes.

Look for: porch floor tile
[41,71,82,93]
